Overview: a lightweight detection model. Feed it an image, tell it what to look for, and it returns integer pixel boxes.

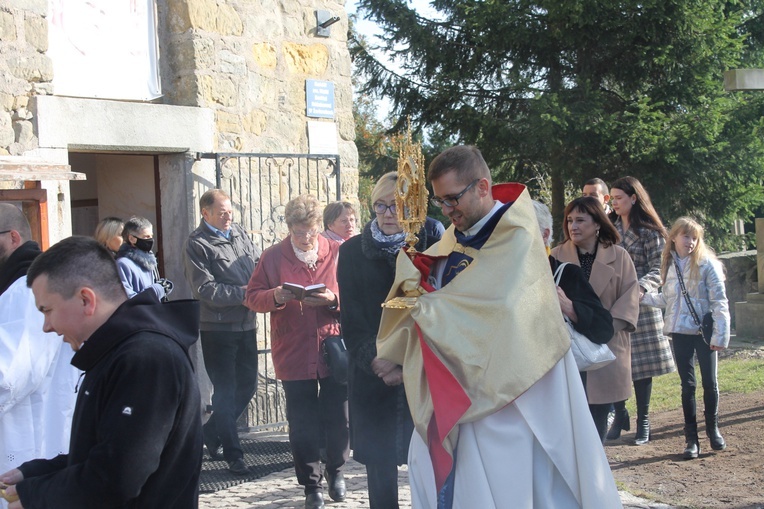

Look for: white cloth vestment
[0,277,80,482]
[408,349,623,509]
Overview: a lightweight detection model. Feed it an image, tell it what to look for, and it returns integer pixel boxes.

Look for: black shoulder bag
[322,327,348,384]
[673,258,714,344]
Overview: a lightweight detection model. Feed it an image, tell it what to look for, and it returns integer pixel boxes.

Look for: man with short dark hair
[0,236,202,508]
[0,204,79,488]
[582,177,612,214]
[183,189,261,475]
[376,146,622,507]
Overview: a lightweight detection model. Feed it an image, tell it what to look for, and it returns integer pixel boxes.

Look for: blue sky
[348,0,440,122]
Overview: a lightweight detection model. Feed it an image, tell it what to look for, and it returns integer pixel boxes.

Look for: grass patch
[625,355,764,414]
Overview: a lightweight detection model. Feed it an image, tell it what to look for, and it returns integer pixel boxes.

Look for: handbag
[673,257,714,344]
[554,262,616,371]
[322,334,349,384]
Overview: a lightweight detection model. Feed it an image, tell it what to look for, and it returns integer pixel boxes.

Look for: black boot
[605,405,630,440]
[705,412,726,451]
[683,416,700,460]
[634,405,650,445]
[633,378,652,445]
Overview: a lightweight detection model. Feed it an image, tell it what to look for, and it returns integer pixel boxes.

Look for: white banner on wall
[47,0,161,101]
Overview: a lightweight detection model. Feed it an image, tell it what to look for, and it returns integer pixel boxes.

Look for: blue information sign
[306,80,335,119]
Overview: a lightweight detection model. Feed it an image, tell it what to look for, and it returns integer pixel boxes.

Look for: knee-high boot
[682,391,699,459]
[605,401,630,440]
[703,389,726,451]
[634,378,652,445]
[635,405,650,445]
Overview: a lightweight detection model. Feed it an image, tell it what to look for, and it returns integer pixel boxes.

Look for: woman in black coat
[337,172,443,509]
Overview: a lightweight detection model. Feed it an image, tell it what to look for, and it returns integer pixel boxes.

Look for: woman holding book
[337,172,443,509]
[245,194,348,509]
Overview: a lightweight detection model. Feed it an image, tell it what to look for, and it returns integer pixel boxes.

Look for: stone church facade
[0,0,358,295]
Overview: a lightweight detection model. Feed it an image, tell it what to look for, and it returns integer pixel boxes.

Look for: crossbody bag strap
[553,261,569,286]
[673,257,702,329]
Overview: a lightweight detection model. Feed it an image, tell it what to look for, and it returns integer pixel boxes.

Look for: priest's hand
[381,367,403,386]
[371,357,398,378]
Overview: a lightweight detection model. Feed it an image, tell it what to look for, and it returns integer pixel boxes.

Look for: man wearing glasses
[183,189,261,476]
[375,146,622,508]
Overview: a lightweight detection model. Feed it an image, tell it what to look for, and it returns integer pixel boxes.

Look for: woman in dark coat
[337,172,443,509]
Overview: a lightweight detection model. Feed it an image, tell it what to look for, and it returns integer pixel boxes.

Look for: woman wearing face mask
[115,216,168,300]
[337,172,443,509]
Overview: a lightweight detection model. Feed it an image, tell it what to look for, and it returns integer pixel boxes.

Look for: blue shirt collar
[204,220,231,239]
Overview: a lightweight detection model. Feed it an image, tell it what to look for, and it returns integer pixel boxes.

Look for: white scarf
[291,237,319,270]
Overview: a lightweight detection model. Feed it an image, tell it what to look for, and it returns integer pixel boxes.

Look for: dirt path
[607,383,764,508]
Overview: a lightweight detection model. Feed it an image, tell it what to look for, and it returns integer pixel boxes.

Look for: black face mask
[133,237,154,253]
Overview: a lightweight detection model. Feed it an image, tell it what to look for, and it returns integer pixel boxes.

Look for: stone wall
[0,0,50,157]
[159,0,358,198]
[719,250,757,330]
[1,0,358,198]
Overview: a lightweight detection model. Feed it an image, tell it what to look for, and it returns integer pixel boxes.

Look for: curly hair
[285,194,323,230]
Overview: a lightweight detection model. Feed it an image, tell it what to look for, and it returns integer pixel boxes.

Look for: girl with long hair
[642,217,730,459]
[606,177,676,445]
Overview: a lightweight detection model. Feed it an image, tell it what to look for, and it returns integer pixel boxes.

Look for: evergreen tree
[352,0,764,249]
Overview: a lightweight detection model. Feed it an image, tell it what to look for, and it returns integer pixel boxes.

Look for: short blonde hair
[285,194,323,229]
[94,217,124,247]
[370,172,398,206]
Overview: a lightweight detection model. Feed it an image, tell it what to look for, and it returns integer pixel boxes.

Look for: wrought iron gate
[200,152,341,430]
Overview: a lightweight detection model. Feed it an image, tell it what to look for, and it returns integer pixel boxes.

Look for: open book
[282,282,326,301]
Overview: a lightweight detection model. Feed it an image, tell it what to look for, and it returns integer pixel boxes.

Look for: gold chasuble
[377,183,570,491]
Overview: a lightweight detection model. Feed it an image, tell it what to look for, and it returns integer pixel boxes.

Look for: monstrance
[382,121,429,309]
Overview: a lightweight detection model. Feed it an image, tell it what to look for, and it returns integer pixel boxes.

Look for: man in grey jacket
[183,189,261,476]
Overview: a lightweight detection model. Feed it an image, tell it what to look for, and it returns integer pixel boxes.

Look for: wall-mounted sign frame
[306,80,335,119]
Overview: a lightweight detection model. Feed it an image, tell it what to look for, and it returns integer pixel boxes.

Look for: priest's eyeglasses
[430,179,480,208]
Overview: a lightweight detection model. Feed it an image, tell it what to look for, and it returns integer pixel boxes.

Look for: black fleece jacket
[0,240,41,295]
[16,292,203,509]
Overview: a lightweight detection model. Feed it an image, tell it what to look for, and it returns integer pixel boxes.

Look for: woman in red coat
[245,194,347,509]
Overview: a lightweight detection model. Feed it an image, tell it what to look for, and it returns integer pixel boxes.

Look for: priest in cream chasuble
[377,180,622,509]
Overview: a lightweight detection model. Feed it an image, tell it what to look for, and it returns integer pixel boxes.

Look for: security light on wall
[316,10,340,37]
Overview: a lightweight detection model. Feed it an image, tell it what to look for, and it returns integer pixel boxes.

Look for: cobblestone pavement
[199,452,674,509]
[199,332,764,509]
